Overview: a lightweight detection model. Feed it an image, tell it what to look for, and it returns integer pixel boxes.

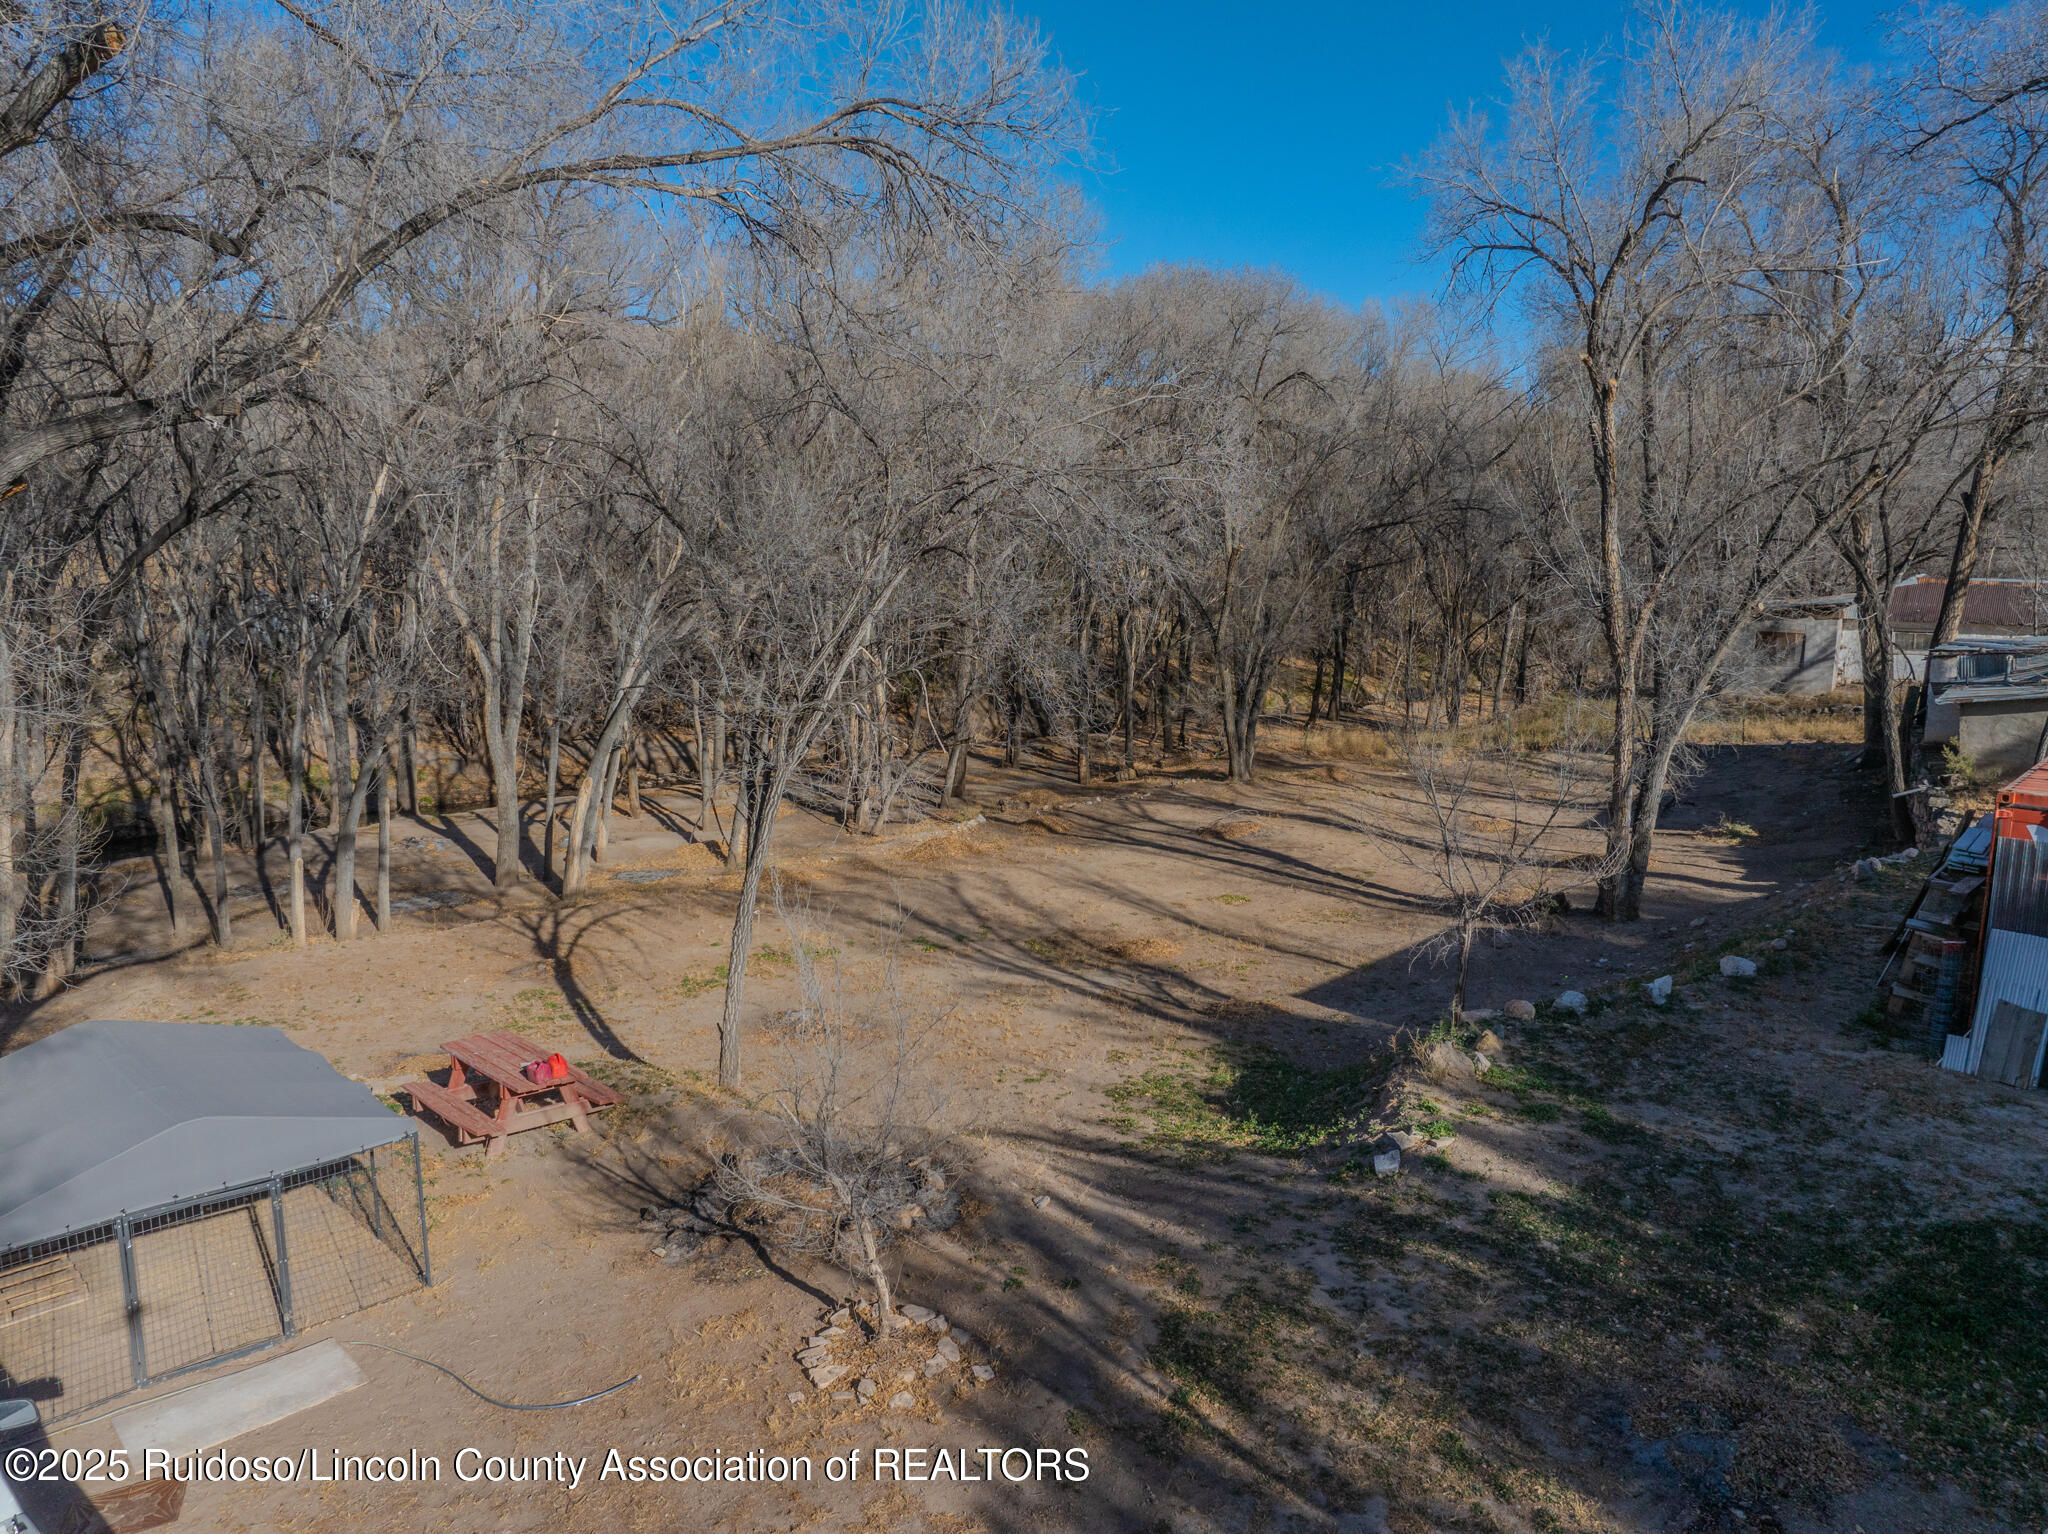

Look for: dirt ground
[5,733,2045,1534]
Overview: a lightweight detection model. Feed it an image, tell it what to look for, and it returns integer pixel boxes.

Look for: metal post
[115,1215,146,1388]
[369,1146,381,1238]
[411,1135,432,1287]
[269,1178,295,1337]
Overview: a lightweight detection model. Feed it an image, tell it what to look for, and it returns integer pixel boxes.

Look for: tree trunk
[1928,464,2004,651]
[594,740,623,863]
[401,704,420,815]
[375,736,393,934]
[287,666,310,949]
[249,676,266,847]
[1492,601,1522,716]
[542,716,562,888]
[319,684,344,835]
[1118,608,1137,774]
[488,732,522,888]
[1331,571,1357,722]
[0,631,19,985]
[332,751,375,943]
[1074,591,1095,785]
[199,744,231,947]
[717,754,781,1088]
[36,729,83,996]
[151,772,192,939]
[1451,917,1475,1020]
[1306,651,1326,728]
[858,1214,895,1332]
[562,773,594,895]
[1513,601,1534,706]
[1590,368,1640,923]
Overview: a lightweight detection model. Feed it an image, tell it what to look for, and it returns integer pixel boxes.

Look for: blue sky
[1024,1,1903,309]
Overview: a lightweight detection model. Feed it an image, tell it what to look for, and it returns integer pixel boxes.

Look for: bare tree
[704,894,951,1332]
[1373,720,1614,1017]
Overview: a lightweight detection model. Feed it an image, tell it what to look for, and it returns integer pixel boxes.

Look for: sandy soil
[4,737,2042,1534]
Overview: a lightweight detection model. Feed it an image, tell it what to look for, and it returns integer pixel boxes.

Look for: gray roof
[0,1021,413,1252]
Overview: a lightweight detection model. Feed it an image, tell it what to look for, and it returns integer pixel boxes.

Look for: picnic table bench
[401,1031,623,1158]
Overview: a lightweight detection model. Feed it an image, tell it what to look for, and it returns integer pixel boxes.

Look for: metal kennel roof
[0,1020,414,1251]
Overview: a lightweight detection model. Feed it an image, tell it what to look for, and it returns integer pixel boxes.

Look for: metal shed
[0,1022,430,1421]
[1946,768,2048,1088]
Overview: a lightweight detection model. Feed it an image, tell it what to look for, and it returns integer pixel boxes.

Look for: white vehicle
[0,1400,43,1534]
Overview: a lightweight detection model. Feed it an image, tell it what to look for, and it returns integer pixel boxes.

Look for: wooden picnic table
[401,1030,622,1158]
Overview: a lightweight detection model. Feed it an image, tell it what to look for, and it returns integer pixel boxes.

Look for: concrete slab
[111,1340,364,1457]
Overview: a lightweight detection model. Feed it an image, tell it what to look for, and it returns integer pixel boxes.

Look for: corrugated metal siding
[1988,831,2048,940]
[1966,928,2048,1073]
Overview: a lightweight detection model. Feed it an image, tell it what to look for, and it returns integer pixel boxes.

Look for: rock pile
[783,1298,994,1410]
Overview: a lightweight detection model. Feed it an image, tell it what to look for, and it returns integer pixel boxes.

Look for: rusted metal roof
[2000,762,2048,814]
[1890,577,2048,633]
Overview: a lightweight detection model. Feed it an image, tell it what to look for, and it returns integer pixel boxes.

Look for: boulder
[1422,1040,1476,1078]
[1457,1007,1499,1024]
[1387,1129,1426,1152]
[1556,991,1588,1014]
[1473,1029,1503,1056]
[857,1377,877,1399]
[1372,1149,1401,1178]
[807,1364,849,1389]
[890,1392,917,1410]
[1505,999,1537,1022]
[972,1365,995,1382]
[1470,1052,1491,1073]
[1718,955,1757,978]
[1769,938,1788,951]
[1644,975,1673,1006]
[923,1355,951,1378]
[936,1336,961,1363]
[796,1346,833,1368]
[899,1303,936,1325]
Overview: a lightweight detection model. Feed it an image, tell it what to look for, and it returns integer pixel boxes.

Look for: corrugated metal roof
[0,1021,414,1252]
[1946,684,2048,705]
[1930,636,2048,657]
[1891,577,2048,632]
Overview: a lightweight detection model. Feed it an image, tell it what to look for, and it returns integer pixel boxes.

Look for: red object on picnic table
[524,1052,570,1086]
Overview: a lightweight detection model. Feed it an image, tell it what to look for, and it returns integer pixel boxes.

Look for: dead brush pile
[643,1151,962,1264]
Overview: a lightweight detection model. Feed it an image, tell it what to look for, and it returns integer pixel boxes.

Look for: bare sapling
[704,889,954,1334]
[1369,714,1619,1019]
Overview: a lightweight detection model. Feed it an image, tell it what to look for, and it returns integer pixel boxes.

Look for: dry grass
[1202,815,1266,841]
[892,823,995,862]
[1686,690,1864,745]
[1294,722,1397,763]
[1023,930,1183,968]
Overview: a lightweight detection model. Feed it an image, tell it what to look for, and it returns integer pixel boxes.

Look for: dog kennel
[0,1020,430,1421]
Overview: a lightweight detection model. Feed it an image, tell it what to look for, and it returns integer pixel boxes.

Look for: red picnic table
[401,1030,623,1157]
